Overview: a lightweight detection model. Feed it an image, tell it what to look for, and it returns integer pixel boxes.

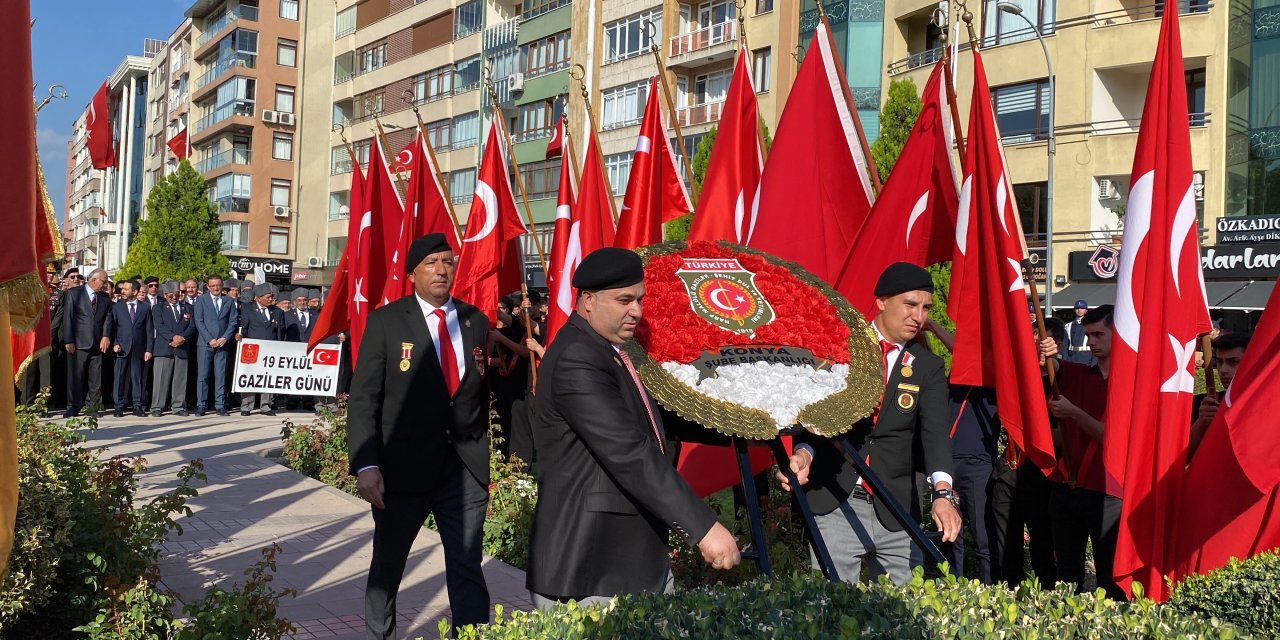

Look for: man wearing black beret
[527,247,740,608]
[347,233,492,637]
[782,261,961,585]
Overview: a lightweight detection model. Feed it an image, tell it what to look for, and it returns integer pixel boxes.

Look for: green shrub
[280,401,357,496]
[441,570,1244,639]
[1168,550,1280,637]
[670,484,810,590]
[482,435,536,570]
[174,543,297,640]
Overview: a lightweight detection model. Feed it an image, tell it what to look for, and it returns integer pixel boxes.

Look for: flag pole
[1202,334,1219,401]
[401,90,464,242]
[335,123,360,172]
[735,7,772,167]
[938,30,967,166]
[815,5,880,194]
[569,64,620,227]
[646,20,699,206]
[373,117,408,195]
[483,76,550,275]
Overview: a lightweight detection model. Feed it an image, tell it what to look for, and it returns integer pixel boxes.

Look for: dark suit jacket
[152,301,197,359]
[283,308,314,343]
[240,304,286,341]
[108,299,153,357]
[194,293,237,345]
[526,313,718,599]
[796,339,953,531]
[60,285,113,349]
[347,295,491,492]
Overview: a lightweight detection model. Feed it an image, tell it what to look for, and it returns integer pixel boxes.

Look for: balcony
[195,5,258,50]
[668,21,737,69]
[194,54,255,92]
[191,100,255,139]
[484,18,519,51]
[513,128,552,144]
[1055,112,1212,137]
[676,101,724,127]
[196,148,252,174]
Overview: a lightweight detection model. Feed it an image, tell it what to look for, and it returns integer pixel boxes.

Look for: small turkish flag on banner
[544,140,578,348]
[311,347,340,366]
[687,48,763,245]
[382,129,458,304]
[166,128,189,160]
[87,81,116,169]
[545,117,565,159]
[615,77,692,249]
[1105,3,1212,601]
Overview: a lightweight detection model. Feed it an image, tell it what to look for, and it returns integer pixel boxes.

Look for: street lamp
[997,0,1057,315]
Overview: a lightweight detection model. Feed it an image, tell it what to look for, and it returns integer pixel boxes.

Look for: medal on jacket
[400,342,413,371]
[472,346,486,377]
[900,351,915,379]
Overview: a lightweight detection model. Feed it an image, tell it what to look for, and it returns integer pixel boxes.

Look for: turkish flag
[345,136,406,362]
[87,81,116,169]
[1104,4,1213,601]
[166,128,189,160]
[687,48,763,244]
[389,137,416,173]
[751,18,877,282]
[834,60,957,318]
[544,142,578,347]
[306,158,364,355]
[546,117,565,159]
[453,121,528,324]
[382,129,459,304]
[1174,284,1280,580]
[947,50,1055,476]
[616,77,692,249]
[310,347,341,366]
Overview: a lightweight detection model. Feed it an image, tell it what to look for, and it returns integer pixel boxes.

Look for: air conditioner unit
[277,112,296,126]
[306,256,324,268]
[1098,178,1118,200]
[262,110,278,123]
[508,72,525,93]
[272,205,291,218]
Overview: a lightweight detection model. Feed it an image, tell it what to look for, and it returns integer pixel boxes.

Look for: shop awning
[1205,281,1251,307]
[1215,280,1275,311]
[1052,282,1115,309]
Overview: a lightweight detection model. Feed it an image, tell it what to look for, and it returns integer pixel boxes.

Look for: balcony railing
[484,18,519,50]
[669,21,737,58]
[168,93,189,111]
[1051,112,1211,138]
[192,100,255,134]
[521,0,569,22]
[676,101,725,128]
[512,128,552,144]
[194,54,255,90]
[332,159,354,175]
[196,148,252,173]
[196,5,259,48]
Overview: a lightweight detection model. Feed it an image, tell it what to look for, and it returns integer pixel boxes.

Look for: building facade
[142,20,193,214]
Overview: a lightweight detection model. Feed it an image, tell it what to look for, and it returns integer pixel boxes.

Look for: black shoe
[62,411,75,419]
[196,409,207,417]
[260,409,275,417]
[241,411,251,416]
[113,408,124,418]
[133,408,145,417]
[175,409,188,417]
[151,410,163,417]
[216,410,230,416]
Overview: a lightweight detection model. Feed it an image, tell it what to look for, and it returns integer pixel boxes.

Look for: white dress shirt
[415,294,466,383]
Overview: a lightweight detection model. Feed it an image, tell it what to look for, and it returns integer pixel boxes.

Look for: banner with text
[234,339,342,396]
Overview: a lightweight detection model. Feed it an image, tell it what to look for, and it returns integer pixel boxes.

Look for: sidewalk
[82,411,533,639]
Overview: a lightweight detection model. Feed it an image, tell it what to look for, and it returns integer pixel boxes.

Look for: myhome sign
[1069,243,1280,281]
[228,257,292,278]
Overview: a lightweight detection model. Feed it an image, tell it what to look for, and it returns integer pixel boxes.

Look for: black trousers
[365,458,490,639]
[114,352,145,408]
[1000,463,1057,588]
[1049,483,1124,600]
[943,457,1002,584]
[66,347,103,416]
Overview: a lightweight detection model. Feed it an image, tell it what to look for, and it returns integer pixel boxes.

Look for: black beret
[406,233,453,273]
[572,247,644,291]
[62,267,80,277]
[873,262,934,298]
[144,276,159,284]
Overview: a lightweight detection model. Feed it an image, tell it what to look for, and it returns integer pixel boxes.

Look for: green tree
[870,77,923,180]
[925,262,955,373]
[119,160,230,280]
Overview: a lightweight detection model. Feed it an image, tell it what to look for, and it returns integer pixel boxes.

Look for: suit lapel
[405,300,442,379]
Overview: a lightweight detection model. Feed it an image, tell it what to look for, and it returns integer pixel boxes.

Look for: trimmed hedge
[439,570,1245,639]
[1169,550,1280,637]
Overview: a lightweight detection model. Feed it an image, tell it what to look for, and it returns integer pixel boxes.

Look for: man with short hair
[61,268,113,418]
[239,284,284,416]
[1188,331,1251,459]
[107,280,153,418]
[184,279,199,305]
[194,276,237,416]
[151,281,196,416]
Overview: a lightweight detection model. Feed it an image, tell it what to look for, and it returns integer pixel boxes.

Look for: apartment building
[142,20,194,214]
[186,0,301,285]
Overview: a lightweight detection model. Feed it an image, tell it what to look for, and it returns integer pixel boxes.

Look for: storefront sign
[1069,243,1280,281]
[292,270,309,281]
[228,256,292,279]
[1217,215,1280,244]
[1020,247,1047,283]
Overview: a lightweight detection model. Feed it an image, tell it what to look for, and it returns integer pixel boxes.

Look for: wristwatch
[931,488,961,508]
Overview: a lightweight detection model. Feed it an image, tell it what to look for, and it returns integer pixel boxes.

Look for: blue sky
[32,0,191,227]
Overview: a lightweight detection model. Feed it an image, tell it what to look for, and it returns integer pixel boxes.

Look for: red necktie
[433,309,460,397]
[618,350,665,454]
[880,339,896,383]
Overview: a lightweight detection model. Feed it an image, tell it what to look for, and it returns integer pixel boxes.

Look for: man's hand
[775,448,812,492]
[931,497,963,543]
[144,352,152,362]
[1196,396,1219,426]
[99,337,110,353]
[357,468,385,509]
[1048,395,1080,421]
[113,344,122,353]
[65,343,76,354]
[697,522,741,571]
[172,335,185,347]
[1038,336,1059,359]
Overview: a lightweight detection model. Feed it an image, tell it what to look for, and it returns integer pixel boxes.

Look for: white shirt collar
[415,294,455,318]
[871,320,903,350]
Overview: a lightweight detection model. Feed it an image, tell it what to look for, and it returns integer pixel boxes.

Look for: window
[450,168,476,204]
[982,0,1055,45]
[521,30,571,77]
[270,179,291,207]
[454,56,481,93]
[334,6,356,38]
[605,10,661,64]
[425,65,453,100]
[693,69,731,104]
[277,39,297,67]
[455,0,481,39]
[220,221,248,250]
[604,153,632,196]
[601,80,650,130]
[451,112,480,149]
[1186,68,1206,126]
[753,47,771,93]
[326,237,347,265]
[992,80,1050,142]
[269,227,289,254]
[1013,182,1048,245]
[329,190,349,220]
[208,173,251,212]
[275,85,294,113]
[517,101,555,140]
[279,0,298,20]
[698,0,736,29]
[756,0,773,13]
[426,118,451,150]
[272,133,293,160]
[519,160,560,200]
[521,0,569,21]
[359,42,387,74]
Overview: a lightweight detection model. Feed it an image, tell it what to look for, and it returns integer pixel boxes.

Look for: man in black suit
[61,268,113,418]
[526,247,740,608]
[347,234,493,638]
[285,288,314,343]
[783,262,961,585]
[239,283,284,416]
[107,280,153,417]
[151,281,197,416]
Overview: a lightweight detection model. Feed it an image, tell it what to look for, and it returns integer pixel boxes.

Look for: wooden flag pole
[646,20,699,205]
[1202,334,1219,401]
[401,90,464,241]
[569,64,620,227]
[373,118,409,195]
[483,78,549,275]
[734,4,772,167]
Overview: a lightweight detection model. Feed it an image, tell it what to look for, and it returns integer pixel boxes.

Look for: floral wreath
[622,240,882,440]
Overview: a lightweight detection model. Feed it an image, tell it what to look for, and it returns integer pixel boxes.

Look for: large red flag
[306,163,366,355]
[87,81,116,169]
[453,121,528,324]
[687,48,763,244]
[947,50,1055,475]
[346,137,406,362]
[751,18,877,282]
[834,61,957,317]
[1174,284,1280,579]
[576,128,617,251]
[616,77,692,249]
[382,129,459,304]
[544,144,577,347]
[1105,4,1213,601]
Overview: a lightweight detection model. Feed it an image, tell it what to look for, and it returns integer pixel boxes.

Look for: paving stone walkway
[83,411,532,639]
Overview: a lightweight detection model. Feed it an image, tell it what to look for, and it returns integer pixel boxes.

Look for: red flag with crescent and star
[1105,3,1212,601]
[346,137,405,362]
[546,116,565,159]
[544,135,578,348]
[87,81,116,169]
[687,48,763,245]
[382,129,459,304]
[453,120,528,324]
[615,76,692,249]
[307,158,364,356]
[947,49,1056,476]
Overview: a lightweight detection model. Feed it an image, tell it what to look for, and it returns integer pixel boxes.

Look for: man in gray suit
[151,281,196,416]
[194,275,237,416]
